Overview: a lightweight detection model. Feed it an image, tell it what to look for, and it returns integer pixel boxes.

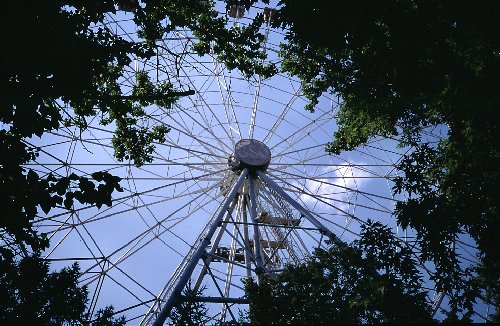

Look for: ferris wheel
[26,6,461,325]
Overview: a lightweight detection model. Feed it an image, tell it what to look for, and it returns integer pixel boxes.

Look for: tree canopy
[1,0,269,253]
[0,252,125,325]
[0,1,273,323]
[264,0,499,319]
[166,281,209,326]
[0,253,87,324]
[245,221,435,324]
[2,1,163,252]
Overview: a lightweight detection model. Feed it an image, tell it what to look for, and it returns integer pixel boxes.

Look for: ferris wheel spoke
[263,170,369,227]
[281,181,392,217]
[272,142,329,160]
[206,264,246,293]
[37,168,225,232]
[289,229,311,258]
[310,212,362,239]
[221,73,243,141]
[262,91,301,144]
[48,120,223,173]
[112,263,158,298]
[107,271,147,303]
[24,138,86,177]
[159,120,229,161]
[78,179,221,232]
[79,187,226,288]
[354,144,403,165]
[43,215,77,258]
[72,212,108,261]
[221,214,243,319]
[273,168,399,204]
[272,169,386,217]
[176,64,236,153]
[113,181,226,264]
[248,19,272,140]
[202,262,238,323]
[212,55,242,143]
[168,108,229,157]
[267,107,332,157]
[258,175,354,240]
[124,171,222,231]
[88,122,228,163]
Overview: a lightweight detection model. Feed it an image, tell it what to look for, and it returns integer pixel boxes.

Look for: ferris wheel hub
[228,139,271,172]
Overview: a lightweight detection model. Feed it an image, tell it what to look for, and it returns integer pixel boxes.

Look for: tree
[92,306,127,326]
[0,251,124,325]
[0,252,87,324]
[258,0,499,319]
[1,0,270,253]
[166,281,210,326]
[1,1,165,253]
[1,1,270,323]
[245,221,435,324]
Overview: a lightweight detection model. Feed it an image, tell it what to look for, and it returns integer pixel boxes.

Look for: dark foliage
[91,306,127,326]
[0,251,126,325]
[0,253,87,324]
[1,1,160,252]
[1,0,275,254]
[246,221,435,324]
[167,281,209,326]
[266,0,500,319]
[0,2,272,324]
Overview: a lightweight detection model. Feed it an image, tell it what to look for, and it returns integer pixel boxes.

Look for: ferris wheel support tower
[144,139,344,325]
